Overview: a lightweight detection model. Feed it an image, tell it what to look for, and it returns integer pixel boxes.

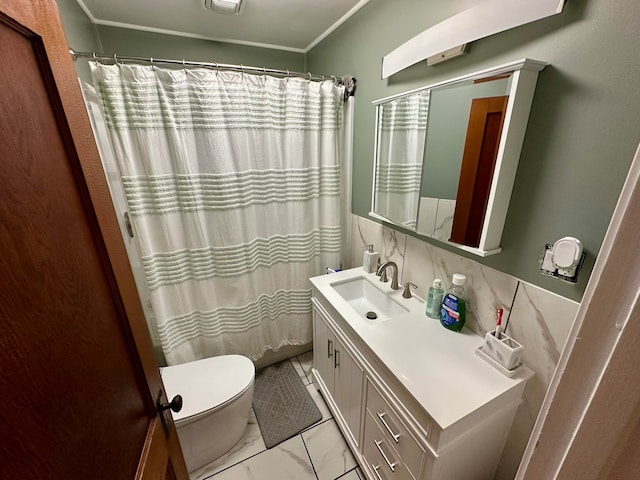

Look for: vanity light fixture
[383,0,565,78]
[426,44,468,66]
[203,0,243,15]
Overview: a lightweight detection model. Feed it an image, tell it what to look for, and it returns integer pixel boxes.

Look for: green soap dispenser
[440,274,466,332]
[425,279,444,319]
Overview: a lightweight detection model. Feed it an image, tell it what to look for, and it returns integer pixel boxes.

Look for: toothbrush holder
[482,331,524,371]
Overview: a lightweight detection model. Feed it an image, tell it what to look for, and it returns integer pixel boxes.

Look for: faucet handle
[379,269,388,282]
[402,282,418,298]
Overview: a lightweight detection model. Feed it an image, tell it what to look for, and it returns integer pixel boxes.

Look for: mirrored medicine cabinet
[370,58,547,256]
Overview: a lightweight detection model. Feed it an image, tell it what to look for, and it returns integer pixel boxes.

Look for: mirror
[370,59,546,256]
[372,90,429,230]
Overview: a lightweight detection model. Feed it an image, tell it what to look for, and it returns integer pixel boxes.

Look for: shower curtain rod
[70,49,356,96]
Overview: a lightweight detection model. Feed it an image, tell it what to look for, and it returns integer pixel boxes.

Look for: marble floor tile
[296,350,314,383]
[190,409,266,480]
[210,435,315,480]
[337,467,362,480]
[302,419,357,480]
[291,357,311,385]
[304,383,333,428]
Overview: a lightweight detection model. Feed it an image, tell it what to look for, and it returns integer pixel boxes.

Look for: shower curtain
[90,63,344,365]
[374,90,429,230]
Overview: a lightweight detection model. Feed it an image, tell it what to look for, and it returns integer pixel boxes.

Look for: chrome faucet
[376,261,399,290]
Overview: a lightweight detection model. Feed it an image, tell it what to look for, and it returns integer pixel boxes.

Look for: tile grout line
[201,444,268,480]
[301,416,334,435]
[296,355,309,385]
[300,433,320,480]
[295,355,311,384]
[335,466,359,479]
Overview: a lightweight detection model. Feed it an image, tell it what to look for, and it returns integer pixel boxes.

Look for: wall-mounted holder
[539,236,585,283]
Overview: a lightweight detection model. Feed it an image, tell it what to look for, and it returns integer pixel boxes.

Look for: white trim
[304,0,370,52]
[74,0,97,22]
[382,0,564,79]
[74,0,370,55]
[517,142,640,477]
[373,58,546,105]
[91,19,306,53]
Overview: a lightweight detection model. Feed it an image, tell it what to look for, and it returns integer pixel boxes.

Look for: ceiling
[76,0,369,53]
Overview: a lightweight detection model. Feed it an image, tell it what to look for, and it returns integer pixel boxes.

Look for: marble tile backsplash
[349,214,580,480]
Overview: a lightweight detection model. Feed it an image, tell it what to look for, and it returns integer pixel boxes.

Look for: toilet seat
[161,354,255,424]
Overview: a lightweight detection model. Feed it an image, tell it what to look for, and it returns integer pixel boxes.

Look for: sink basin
[331,277,408,321]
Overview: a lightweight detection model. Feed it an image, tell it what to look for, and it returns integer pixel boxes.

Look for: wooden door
[450,95,509,247]
[0,1,188,478]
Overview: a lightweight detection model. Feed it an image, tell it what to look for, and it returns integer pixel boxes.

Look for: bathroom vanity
[310,268,533,480]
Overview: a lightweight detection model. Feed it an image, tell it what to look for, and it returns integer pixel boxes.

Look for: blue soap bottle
[440,274,466,332]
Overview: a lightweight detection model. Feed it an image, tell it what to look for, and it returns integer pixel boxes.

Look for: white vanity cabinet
[310,269,534,480]
[312,298,364,447]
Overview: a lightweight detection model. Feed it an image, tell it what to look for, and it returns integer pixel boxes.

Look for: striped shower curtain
[90,63,343,365]
[374,90,429,230]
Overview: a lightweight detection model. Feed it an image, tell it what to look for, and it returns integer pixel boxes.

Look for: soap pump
[362,244,379,274]
[425,279,444,319]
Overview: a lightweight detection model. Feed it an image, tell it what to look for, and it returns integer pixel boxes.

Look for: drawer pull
[328,339,333,358]
[371,464,383,480]
[375,440,397,472]
[377,412,401,443]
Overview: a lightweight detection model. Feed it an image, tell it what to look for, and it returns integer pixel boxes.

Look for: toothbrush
[495,308,504,338]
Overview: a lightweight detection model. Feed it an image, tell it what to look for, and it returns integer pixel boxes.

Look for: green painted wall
[95,26,305,72]
[307,0,640,302]
[55,1,304,84]
[55,0,101,81]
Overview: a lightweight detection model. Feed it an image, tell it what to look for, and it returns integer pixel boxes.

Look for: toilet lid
[161,354,255,422]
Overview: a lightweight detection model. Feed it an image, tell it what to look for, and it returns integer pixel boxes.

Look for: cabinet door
[313,307,335,394]
[334,337,364,446]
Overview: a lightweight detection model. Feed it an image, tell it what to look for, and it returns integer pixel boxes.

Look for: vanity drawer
[366,381,425,479]
[363,410,414,480]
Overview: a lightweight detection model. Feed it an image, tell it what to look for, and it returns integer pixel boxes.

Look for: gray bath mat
[252,359,322,448]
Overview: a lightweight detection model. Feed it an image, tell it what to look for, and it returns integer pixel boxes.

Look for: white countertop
[310,268,533,430]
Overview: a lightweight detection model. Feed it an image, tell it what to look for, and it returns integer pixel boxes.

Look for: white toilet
[161,354,255,472]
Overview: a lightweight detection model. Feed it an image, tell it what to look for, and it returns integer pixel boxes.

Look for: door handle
[328,339,333,358]
[158,394,183,413]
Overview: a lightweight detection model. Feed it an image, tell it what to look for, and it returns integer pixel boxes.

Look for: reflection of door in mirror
[419,75,511,242]
[373,91,429,230]
[450,95,509,247]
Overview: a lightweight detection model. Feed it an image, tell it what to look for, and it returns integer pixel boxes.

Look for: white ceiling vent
[203,0,243,15]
